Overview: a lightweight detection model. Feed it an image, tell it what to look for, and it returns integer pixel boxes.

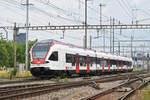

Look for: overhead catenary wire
[0,0,84,42]
[116,0,132,19]
[2,0,83,25]
[0,0,50,25]
[121,0,132,14]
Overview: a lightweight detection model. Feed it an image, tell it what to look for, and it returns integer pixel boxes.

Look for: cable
[1,0,49,25]
[121,0,132,13]
[116,0,132,18]
[37,0,101,24]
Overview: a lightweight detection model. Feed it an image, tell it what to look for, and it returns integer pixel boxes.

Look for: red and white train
[30,39,133,78]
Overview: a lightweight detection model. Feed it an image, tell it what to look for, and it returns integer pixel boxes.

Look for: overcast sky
[0,0,150,56]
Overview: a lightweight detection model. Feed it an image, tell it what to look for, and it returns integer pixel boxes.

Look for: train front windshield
[32,41,53,59]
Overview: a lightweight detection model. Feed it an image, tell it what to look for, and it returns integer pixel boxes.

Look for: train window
[129,62,132,66]
[83,56,86,64]
[90,57,95,64]
[110,60,117,66]
[32,41,53,59]
[79,56,84,66]
[66,53,76,66]
[49,51,58,61]
[96,58,101,65]
[107,60,111,67]
[118,61,121,67]
[104,59,107,67]
[72,55,75,66]
[66,54,72,63]
[123,61,127,66]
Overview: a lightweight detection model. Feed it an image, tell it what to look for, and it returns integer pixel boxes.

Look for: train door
[102,59,105,72]
[127,62,128,71]
[75,54,80,73]
[121,61,123,71]
[59,49,65,71]
[48,51,59,70]
[108,59,110,72]
[86,56,90,73]
[117,61,119,72]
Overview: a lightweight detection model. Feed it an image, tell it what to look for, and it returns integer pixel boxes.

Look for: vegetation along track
[0,70,149,100]
[81,72,150,100]
[0,77,38,85]
[0,70,147,86]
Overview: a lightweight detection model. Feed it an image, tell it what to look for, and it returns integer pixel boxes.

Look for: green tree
[5,40,14,67]
[0,38,37,68]
[0,44,9,67]
[17,43,25,63]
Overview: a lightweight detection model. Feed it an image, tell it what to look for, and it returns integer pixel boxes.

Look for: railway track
[0,70,149,100]
[0,70,147,86]
[119,78,150,100]
[81,74,150,100]
[0,77,38,85]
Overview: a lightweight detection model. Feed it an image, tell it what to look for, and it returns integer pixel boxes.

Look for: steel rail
[119,79,150,100]
[0,71,149,100]
[81,73,150,100]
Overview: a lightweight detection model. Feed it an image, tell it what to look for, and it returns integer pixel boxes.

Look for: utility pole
[112,18,115,54]
[123,47,124,56]
[25,0,29,71]
[99,3,105,25]
[131,35,133,58]
[13,23,18,68]
[132,8,139,24]
[118,40,120,55]
[60,30,65,39]
[99,3,105,52]
[110,16,112,53]
[22,0,32,71]
[84,0,87,48]
[142,43,145,68]
[103,29,105,52]
[90,35,92,49]
[147,53,149,70]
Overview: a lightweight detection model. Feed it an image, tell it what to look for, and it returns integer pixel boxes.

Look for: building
[16,33,26,45]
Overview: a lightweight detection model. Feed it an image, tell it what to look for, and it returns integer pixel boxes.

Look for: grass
[0,70,32,79]
[15,71,32,77]
[133,67,145,72]
[55,77,69,82]
[137,84,150,100]
[0,71,10,78]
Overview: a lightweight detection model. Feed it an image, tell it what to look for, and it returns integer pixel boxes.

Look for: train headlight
[31,61,34,64]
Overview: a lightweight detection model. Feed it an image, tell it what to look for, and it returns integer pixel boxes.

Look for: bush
[10,68,18,76]
[0,71,10,78]
[63,78,69,82]
[133,68,144,72]
[55,77,61,82]
[15,71,32,77]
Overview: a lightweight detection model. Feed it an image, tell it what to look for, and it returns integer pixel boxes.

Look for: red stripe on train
[66,66,68,70]
[127,62,128,71]
[76,55,79,73]
[121,61,123,71]
[33,59,45,64]
[117,61,119,72]
[108,59,110,72]
[87,56,90,73]
[102,59,104,72]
